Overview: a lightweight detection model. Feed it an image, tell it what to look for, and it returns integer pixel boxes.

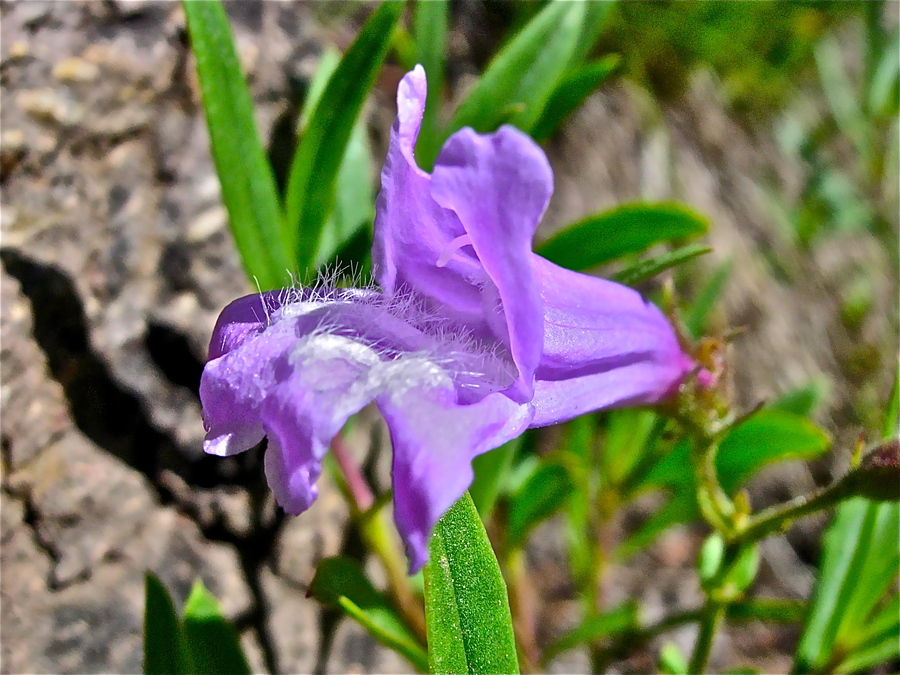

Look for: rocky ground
[1,2,896,674]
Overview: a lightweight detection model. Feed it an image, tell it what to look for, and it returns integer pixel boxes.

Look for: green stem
[691,432,737,536]
[329,437,427,645]
[688,602,726,674]
[576,608,703,673]
[733,479,849,545]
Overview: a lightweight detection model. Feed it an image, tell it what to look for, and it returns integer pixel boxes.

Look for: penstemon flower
[200,66,694,573]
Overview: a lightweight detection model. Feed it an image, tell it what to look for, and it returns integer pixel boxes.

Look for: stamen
[435,234,474,268]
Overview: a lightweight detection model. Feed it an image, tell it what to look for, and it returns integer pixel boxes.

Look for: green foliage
[424,493,519,674]
[660,641,690,675]
[308,557,428,671]
[182,581,251,675]
[542,602,638,662]
[297,48,375,268]
[531,55,621,142]
[143,574,250,675]
[286,1,402,274]
[621,410,831,557]
[143,574,192,675]
[412,0,449,170]
[769,379,831,417]
[602,1,861,114]
[446,1,611,139]
[469,436,522,520]
[795,498,900,673]
[536,203,709,272]
[614,244,712,286]
[684,260,732,340]
[506,460,574,549]
[183,0,291,289]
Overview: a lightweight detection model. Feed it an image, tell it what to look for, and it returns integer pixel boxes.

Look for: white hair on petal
[263,266,517,394]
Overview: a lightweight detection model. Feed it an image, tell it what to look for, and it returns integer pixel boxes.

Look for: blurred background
[1,1,897,673]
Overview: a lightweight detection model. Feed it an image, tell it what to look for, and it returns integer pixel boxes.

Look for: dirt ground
[1,2,896,674]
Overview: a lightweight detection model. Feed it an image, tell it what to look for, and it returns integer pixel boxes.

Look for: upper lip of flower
[199,64,694,573]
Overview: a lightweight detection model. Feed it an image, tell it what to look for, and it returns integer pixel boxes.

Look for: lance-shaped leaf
[536,203,709,272]
[795,498,899,674]
[412,0,449,170]
[286,0,402,273]
[184,0,291,289]
[143,574,193,675]
[308,556,428,672]
[613,244,712,286]
[424,493,519,674]
[298,48,375,268]
[446,1,586,136]
[182,580,251,675]
[531,55,621,141]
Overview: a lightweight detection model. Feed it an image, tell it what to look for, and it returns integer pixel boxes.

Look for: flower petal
[207,291,288,361]
[529,257,692,427]
[430,126,552,402]
[259,333,384,513]
[378,376,533,573]
[372,66,486,320]
[200,318,301,457]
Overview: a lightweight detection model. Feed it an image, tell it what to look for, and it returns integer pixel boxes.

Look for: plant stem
[733,479,849,545]
[330,433,374,512]
[688,601,726,674]
[504,548,539,673]
[329,436,427,645]
[690,429,738,537]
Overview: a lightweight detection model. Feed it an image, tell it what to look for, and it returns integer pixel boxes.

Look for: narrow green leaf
[569,1,617,66]
[183,0,291,289]
[446,1,586,136]
[424,492,519,674]
[685,259,732,339]
[560,415,598,585]
[613,244,712,286]
[543,602,637,662]
[867,34,899,117]
[413,0,449,170]
[615,494,697,560]
[286,0,402,274]
[884,365,899,439]
[727,598,806,624]
[182,580,251,675]
[469,436,522,519]
[795,498,900,674]
[338,597,429,673]
[531,55,621,141]
[506,461,574,549]
[143,573,193,675]
[308,557,428,672]
[536,203,709,272]
[659,641,690,675]
[836,632,900,674]
[298,48,375,269]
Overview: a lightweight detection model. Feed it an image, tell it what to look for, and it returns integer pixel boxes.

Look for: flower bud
[842,439,900,502]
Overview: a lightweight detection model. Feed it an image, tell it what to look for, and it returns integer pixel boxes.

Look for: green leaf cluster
[143,574,250,675]
[185,0,400,288]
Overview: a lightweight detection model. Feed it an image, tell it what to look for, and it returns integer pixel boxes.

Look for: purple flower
[200,66,693,573]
